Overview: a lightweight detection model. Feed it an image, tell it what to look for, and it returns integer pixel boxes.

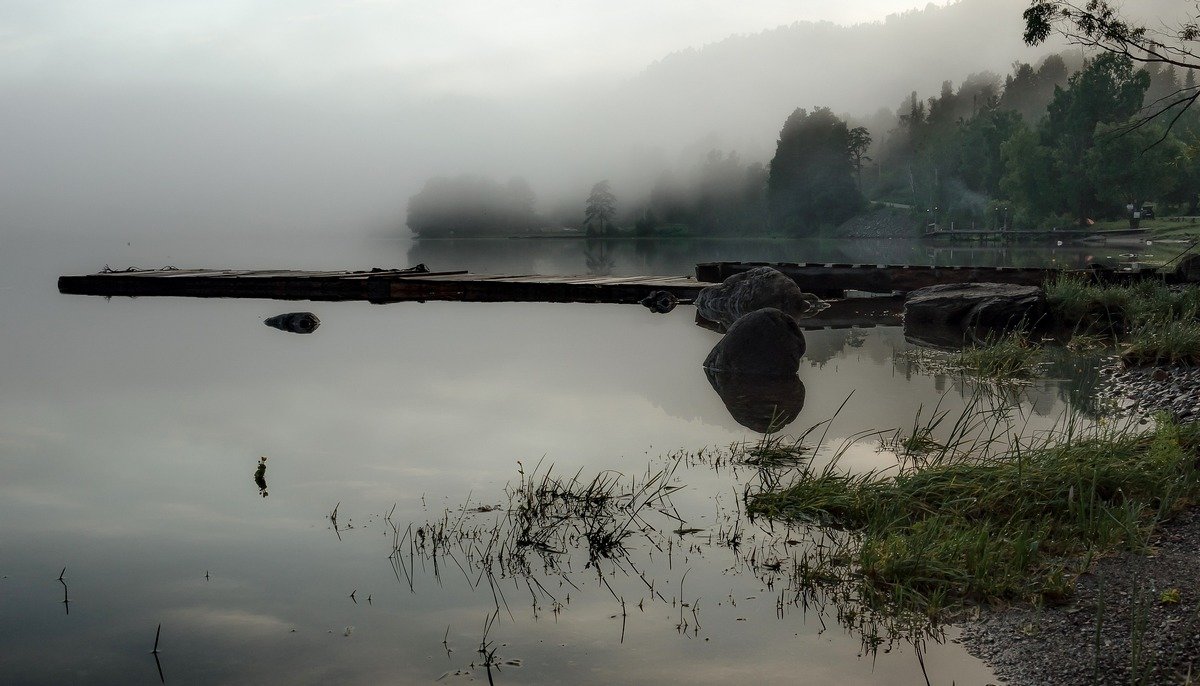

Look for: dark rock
[703,308,806,376]
[639,290,678,313]
[264,312,321,334]
[695,266,824,326]
[705,369,805,433]
[903,283,1047,347]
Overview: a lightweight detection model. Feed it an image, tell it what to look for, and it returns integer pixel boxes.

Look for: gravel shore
[960,361,1200,684]
[1099,363,1200,423]
[960,507,1200,685]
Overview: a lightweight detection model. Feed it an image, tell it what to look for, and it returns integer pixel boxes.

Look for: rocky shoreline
[960,507,1200,685]
[959,360,1200,685]
[835,206,917,239]
[1099,362,1200,423]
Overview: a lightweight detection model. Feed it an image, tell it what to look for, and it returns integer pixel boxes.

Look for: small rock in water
[264,312,321,334]
[639,290,678,314]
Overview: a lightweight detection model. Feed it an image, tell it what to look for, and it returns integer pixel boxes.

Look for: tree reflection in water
[583,240,616,276]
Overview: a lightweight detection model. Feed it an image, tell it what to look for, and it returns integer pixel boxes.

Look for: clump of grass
[1045,276,1200,336]
[747,415,1200,618]
[741,438,810,467]
[1121,315,1200,367]
[1045,275,1134,332]
[1042,277,1200,368]
[955,331,1045,380]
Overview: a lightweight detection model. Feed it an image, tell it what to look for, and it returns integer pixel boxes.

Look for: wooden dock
[922,227,1148,240]
[58,265,908,330]
[57,267,707,304]
[695,260,1178,297]
[61,256,1200,311]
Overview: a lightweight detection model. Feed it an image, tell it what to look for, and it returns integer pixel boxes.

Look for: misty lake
[2,234,1120,684]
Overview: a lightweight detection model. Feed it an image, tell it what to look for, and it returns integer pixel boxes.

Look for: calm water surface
[0,235,1113,684]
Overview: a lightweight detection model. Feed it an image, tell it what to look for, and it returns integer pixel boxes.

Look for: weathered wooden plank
[63,259,1179,307]
[53,266,706,305]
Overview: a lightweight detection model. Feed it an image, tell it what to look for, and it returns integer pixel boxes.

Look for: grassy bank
[1044,278,1200,366]
[901,281,1200,383]
[1091,217,1200,239]
[746,418,1200,618]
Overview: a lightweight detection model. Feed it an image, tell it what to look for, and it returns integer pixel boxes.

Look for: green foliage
[957,108,1024,196]
[999,55,1069,123]
[955,332,1045,380]
[1086,121,1185,213]
[747,415,1200,615]
[871,48,1195,231]
[1044,53,1151,223]
[1000,127,1058,224]
[848,126,872,190]
[768,107,865,234]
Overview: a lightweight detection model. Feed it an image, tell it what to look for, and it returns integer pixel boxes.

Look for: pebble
[1096,362,1200,423]
[961,483,1200,684]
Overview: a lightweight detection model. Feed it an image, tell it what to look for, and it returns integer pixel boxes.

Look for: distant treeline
[870,53,1200,231]
[406,51,1200,238]
[406,175,540,238]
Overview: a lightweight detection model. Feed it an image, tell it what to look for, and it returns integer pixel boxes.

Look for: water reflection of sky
[0,235,1096,684]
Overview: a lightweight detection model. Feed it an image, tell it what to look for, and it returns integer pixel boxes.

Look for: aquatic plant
[954,331,1046,380]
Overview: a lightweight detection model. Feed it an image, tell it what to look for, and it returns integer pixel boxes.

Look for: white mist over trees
[406,176,539,237]
[0,0,1186,240]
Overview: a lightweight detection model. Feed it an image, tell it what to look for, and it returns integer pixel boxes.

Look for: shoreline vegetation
[745,416,1198,616]
[742,278,1200,682]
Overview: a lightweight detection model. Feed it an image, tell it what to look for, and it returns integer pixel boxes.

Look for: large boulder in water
[703,308,806,376]
[695,266,823,326]
[705,369,805,433]
[903,283,1046,347]
[264,312,321,334]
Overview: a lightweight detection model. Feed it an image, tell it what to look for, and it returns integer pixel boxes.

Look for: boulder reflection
[705,368,806,433]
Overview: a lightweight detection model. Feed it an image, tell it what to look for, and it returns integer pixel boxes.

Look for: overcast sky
[2,1,935,94]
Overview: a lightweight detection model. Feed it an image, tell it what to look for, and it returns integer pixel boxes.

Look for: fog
[0,0,1186,239]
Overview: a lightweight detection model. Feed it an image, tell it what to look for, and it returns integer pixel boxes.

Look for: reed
[954,331,1045,380]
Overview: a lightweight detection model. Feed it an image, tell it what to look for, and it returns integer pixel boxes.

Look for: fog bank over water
[0,0,1184,240]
